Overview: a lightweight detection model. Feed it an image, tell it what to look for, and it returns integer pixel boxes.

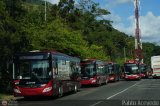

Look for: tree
[0,0,30,92]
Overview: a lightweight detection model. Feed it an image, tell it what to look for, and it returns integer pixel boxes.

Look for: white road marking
[90,101,103,106]
[106,81,143,100]
[89,81,144,106]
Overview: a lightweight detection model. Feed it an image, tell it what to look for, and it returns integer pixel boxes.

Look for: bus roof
[125,60,138,64]
[14,50,80,62]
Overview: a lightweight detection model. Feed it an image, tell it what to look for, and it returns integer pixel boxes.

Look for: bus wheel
[73,84,78,93]
[105,79,108,85]
[96,81,101,87]
[58,86,63,97]
[117,76,120,81]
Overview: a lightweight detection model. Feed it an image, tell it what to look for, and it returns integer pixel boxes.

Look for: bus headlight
[14,82,19,85]
[42,87,52,93]
[14,88,21,93]
[110,77,114,80]
[40,84,47,87]
[125,75,128,78]
[91,79,96,83]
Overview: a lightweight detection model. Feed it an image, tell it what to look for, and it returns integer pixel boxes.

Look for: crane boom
[134,0,143,63]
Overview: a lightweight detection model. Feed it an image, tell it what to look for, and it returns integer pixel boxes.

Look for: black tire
[73,84,78,93]
[117,76,120,81]
[105,78,108,85]
[58,86,63,97]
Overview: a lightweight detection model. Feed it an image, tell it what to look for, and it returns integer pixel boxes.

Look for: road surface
[15,79,160,106]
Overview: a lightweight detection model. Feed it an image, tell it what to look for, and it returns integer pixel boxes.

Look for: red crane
[134,0,143,63]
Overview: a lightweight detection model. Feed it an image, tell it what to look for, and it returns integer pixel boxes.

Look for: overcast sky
[47,0,160,45]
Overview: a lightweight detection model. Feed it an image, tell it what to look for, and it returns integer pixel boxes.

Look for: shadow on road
[16,90,82,101]
[16,96,58,101]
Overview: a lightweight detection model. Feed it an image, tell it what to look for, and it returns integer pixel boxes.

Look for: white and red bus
[122,60,141,80]
[80,59,109,86]
[12,51,81,98]
[108,62,121,82]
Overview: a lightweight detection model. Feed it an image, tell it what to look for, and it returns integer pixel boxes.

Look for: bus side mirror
[17,76,22,79]
[7,61,14,79]
[124,72,129,74]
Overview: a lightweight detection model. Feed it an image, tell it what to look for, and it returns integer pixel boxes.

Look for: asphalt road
[15,79,160,106]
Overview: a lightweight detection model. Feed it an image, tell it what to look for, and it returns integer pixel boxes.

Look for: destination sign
[19,55,45,60]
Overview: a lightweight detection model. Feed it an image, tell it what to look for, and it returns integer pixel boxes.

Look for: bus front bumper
[125,75,140,80]
[13,86,53,97]
[80,78,97,85]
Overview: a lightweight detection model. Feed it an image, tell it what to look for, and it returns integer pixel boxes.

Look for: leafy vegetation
[0,0,160,92]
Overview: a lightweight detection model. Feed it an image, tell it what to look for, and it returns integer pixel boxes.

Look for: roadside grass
[0,93,15,100]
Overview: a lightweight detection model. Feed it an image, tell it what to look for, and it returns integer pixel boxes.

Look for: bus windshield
[139,65,147,72]
[108,65,114,74]
[14,60,51,80]
[81,64,96,78]
[124,64,139,74]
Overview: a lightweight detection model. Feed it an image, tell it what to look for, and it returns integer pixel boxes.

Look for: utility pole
[134,0,143,63]
[124,47,126,62]
[45,0,47,21]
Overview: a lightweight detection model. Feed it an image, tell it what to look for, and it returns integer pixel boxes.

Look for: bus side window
[52,67,58,75]
[52,60,58,76]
